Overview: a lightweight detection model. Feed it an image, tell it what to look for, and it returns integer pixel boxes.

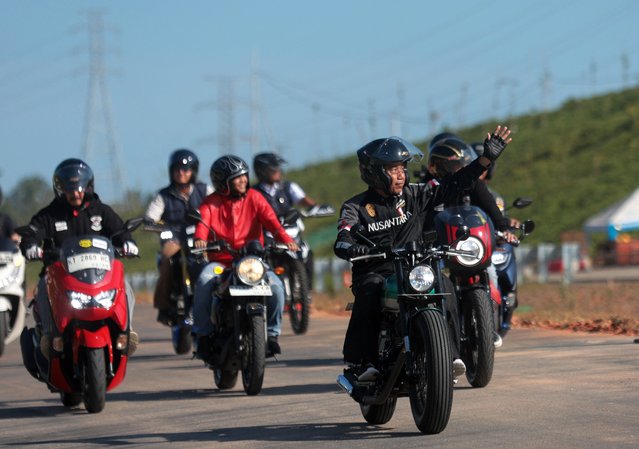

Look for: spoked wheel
[461,289,495,388]
[360,397,397,425]
[241,314,265,396]
[408,309,453,435]
[287,260,310,335]
[83,348,107,413]
[214,368,239,390]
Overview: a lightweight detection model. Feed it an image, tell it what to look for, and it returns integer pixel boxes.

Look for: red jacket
[195,189,293,266]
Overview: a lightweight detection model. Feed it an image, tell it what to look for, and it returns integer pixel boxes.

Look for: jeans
[192,262,284,338]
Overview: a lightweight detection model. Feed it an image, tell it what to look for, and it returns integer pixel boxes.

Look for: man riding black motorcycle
[334,127,512,382]
[145,149,213,325]
[19,158,140,358]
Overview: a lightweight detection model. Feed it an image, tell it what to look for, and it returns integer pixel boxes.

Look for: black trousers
[342,272,462,365]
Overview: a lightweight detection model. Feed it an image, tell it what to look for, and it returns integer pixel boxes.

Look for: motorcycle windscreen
[60,236,115,284]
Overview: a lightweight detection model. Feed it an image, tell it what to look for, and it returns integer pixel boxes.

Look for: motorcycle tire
[61,392,82,407]
[0,310,8,356]
[83,348,107,413]
[360,397,397,425]
[461,289,495,388]
[172,323,192,355]
[287,259,310,335]
[214,368,239,390]
[408,309,453,435]
[241,314,266,396]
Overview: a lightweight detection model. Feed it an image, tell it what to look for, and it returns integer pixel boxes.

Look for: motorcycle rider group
[7,123,522,412]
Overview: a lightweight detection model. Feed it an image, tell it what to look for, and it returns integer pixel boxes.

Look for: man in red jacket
[192,155,298,358]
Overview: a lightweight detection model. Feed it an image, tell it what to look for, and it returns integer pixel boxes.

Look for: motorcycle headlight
[454,236,485,267]
[67,289,116,309]
[408,265,435,292]
[236,256,266,285]
[491,250,509,265]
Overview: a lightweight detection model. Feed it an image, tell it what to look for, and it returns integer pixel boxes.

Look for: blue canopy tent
[583,188,639,240]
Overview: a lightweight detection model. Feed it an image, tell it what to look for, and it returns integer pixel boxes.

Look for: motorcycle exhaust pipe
[336,374,354,395]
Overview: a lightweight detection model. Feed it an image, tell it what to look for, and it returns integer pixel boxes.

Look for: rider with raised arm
[334,127,512,382]
[192,155,298,359]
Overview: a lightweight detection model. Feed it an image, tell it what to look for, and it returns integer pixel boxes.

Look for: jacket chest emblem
[55,221,68,232]
[365,203,376,218]
[90,215,103,231]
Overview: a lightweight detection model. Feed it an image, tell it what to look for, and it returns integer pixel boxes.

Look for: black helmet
[428,138,478,178]
[470,141,496,180]
[210,155,249,196]
[52,158,94,200]
[357,136,423,193]
[428,131,462,153]
[253,152,287,183]
[169,149,199,183]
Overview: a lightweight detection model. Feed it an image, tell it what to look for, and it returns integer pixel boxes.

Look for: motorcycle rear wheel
[61,392,82,407]
[172,323,192,355]
[360,397,397,425]
[83,348,107,413]
[214,368,239,390]
[241,314,265,396]
[287,259,310,335]
[462,289,494,388]
[408,309,453,434]
[0,310,8,356]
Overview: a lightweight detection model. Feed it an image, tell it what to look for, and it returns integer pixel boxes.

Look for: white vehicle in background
[0,237,26,357]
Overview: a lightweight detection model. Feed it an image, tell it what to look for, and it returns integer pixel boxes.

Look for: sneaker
[452,358,466,379]
[127,331,139,356]
[357,363,379,382]
[493,332,503,349]
[266,335,281,358]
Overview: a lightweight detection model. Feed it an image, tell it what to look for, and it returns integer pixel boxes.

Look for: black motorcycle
[192,239,271,396]
[144,222,201,354]
[337,225,473,434]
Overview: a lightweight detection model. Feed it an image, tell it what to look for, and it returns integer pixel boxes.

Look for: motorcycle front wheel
[0,310,8,356]
[462,288,494,388]
[408,309,453,434]
[83,348,107,413]
[61,392,82,407]
[172,323,192,355]
[241,314,265,396]
[286,260,310,335]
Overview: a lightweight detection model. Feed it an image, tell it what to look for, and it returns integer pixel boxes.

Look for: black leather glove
[347,244,370,258]
[483,133,508,162]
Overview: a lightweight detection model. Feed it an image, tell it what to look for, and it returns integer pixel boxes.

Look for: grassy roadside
[308,282,639,336]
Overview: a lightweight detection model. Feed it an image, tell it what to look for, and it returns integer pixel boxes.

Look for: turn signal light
[274,266,286,276]
[116,334,128,351]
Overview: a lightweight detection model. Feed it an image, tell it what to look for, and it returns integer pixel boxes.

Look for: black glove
[347,244,370,258]
[483,133,508,162]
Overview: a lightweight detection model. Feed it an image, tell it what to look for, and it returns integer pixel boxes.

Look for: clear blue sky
[1,0,638,202]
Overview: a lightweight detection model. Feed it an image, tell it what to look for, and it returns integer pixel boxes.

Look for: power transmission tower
[81,10,124,200]
[540,68,552,112]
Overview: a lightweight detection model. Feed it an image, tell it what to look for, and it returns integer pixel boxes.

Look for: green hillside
[288,87,639,255]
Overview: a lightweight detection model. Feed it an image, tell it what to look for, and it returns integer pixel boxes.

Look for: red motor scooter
[18,218,142,413]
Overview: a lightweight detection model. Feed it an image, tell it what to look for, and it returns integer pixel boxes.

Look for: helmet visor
[55,166,92,193]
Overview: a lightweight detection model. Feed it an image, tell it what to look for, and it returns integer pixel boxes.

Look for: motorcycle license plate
[67,253,111,272]
[228,285,272,297]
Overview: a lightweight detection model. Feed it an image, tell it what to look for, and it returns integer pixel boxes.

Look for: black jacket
[20,194,134,266]
[334,158,487,281]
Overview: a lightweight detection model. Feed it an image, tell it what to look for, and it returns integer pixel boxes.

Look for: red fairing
[46,260,129,333]
[489,279,502,305]
[107,356,127,391]
[50,358,73,393]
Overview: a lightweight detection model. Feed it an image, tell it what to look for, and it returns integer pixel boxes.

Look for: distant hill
[287,87,639,255]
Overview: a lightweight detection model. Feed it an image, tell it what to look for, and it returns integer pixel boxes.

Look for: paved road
[1,304,637,448]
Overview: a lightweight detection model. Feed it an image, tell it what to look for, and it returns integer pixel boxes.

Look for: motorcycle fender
[73,327,113,365]
[489,280,502,305]
[0,296,11,312]
[245,302,265,316]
